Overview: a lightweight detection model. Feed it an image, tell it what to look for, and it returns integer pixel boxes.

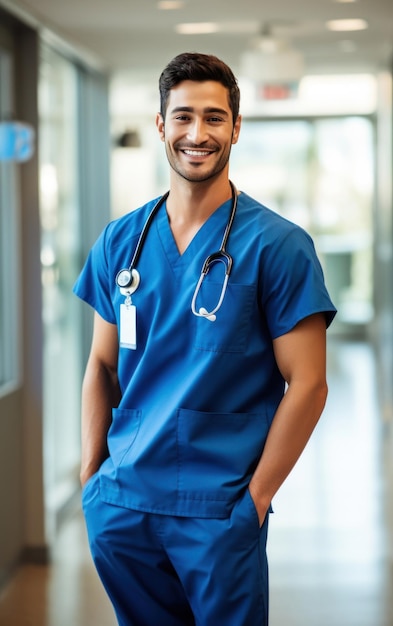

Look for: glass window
[231,116,375,330]
[0,48,20,392]
[39,45,82,519]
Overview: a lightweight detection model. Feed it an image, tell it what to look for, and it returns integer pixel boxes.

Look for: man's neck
[167,176,232,223]
[165,176,233,254]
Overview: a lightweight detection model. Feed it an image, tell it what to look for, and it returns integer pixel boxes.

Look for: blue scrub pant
[82,475,270,626]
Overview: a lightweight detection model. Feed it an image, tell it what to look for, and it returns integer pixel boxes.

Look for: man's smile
[182,149,213,157]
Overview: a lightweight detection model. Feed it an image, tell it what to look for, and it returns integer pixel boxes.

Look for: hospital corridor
[0,336,392,626]
[1,0,393,625]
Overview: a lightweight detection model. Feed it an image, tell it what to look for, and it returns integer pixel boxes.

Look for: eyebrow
[170,106,229,117]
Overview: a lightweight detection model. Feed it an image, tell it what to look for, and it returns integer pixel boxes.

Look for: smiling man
[74,52,336,626]
[158,80,240,184]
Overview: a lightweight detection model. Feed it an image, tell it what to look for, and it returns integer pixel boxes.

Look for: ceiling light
[332,0,357,3]
[175,22,219,35]
[326,18,368,31]
[158,1,185,9]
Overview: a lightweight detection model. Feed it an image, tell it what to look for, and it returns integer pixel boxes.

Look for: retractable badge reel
[116,268,140,350]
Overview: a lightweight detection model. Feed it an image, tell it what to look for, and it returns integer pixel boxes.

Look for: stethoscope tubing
[116,191,170,292]
[116,182,238,318]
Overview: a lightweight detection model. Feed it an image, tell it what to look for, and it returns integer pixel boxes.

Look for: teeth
[183,150,210,156]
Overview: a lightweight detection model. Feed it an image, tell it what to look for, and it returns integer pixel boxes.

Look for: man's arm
[80,311,121,487]
[249,313,328,524]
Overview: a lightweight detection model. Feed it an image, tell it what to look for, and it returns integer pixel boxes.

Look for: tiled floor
[0,337,392,625]
[268,338,393,626]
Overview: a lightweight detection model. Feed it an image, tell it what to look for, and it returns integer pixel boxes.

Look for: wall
[0,390,24,587]
[0,13,46,586]
[375,71,393,427]
[0,6,111,589]
[371,68,393,562]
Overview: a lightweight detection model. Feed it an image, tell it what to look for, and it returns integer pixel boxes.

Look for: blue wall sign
[0,121,35,162]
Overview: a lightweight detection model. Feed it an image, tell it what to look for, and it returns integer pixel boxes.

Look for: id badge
[120,303,136,349]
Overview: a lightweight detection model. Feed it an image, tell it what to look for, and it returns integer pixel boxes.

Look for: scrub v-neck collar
[155,195,233,271]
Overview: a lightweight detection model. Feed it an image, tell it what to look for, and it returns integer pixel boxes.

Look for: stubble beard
[166,144,232,184]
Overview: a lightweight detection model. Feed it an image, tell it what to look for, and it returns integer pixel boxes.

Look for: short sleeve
[261,227,336,339]
[73,224,116,324]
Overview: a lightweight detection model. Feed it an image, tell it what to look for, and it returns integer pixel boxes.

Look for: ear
[231,115,242,145]
[156,113,165,141]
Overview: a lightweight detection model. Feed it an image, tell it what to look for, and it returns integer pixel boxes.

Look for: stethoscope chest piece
[116,267,141,296]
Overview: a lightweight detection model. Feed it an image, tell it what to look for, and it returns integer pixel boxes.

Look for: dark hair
[159,52,240,123]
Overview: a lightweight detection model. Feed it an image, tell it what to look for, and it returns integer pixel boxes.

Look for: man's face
[156,80,241,184]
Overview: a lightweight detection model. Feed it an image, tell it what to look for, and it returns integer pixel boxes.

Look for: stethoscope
[116,181,238,321]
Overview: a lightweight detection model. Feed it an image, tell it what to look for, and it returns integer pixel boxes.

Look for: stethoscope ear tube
[201,250,233,276]
[192,183,237,318]
[191,270,229,319]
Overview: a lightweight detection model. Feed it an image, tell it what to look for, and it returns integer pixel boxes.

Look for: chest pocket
[193,282,255,353]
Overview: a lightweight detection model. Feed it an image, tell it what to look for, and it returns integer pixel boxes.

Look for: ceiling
[3,0,393,80]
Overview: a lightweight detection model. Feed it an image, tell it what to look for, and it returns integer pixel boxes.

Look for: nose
[187,118,208,144]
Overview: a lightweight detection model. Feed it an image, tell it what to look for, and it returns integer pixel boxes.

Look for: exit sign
[259,83,299,100]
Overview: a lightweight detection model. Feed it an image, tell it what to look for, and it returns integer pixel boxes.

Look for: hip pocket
[176,408,269,506]
[81,471,100,509]
[107,408,141,466]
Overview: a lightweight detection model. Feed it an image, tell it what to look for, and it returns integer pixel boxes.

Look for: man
[74,52,336,625]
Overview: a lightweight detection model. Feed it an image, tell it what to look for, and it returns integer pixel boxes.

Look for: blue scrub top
[74,191,336,518]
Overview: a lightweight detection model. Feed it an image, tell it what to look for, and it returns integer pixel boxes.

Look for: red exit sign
[259,83,298,100]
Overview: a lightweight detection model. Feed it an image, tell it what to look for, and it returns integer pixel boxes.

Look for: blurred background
[0,0,392,624]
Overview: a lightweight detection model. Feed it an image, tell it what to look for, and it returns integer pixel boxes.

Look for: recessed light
[332,0,357,4]
[158,1,184,9]
[175,22,220,34]
[326,18,368,31]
